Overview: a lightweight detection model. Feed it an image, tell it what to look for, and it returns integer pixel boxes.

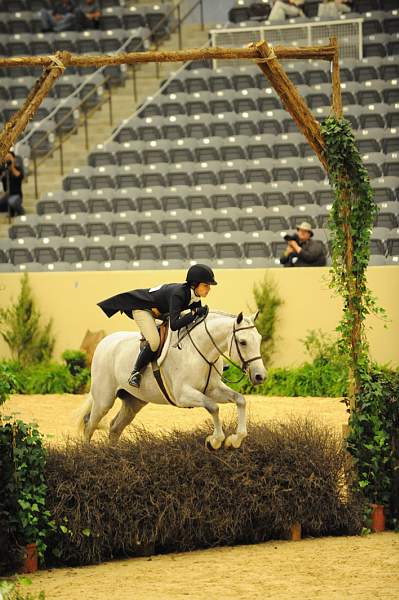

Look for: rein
[183,317,262,394]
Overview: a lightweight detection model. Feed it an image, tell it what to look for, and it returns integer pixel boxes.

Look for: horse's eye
[239,340,247,346]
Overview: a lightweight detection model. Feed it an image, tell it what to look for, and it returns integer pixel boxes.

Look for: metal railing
[210,17,363,68]
[106,37,211,146]
[18,0,205,199]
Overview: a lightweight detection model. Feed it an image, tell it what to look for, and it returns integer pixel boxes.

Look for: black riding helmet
[186,264,217,286]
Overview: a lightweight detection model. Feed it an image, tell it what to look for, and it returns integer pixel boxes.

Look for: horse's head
[230,312,266,386]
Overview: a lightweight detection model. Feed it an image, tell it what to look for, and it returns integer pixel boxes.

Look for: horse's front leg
[208,383,247,449]
[176,386,225,450]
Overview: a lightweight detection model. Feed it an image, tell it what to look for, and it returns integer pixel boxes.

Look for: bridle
[178,316,262,394]
[228,322,263,373]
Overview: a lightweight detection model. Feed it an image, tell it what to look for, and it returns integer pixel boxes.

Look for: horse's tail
[74,393,94,437]
[74,393,109,437]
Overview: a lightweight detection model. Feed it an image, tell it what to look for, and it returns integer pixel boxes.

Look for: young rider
[97,264,217,387]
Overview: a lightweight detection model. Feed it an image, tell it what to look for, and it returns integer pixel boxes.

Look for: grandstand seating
[0,1,398,271]
[0,1,175,159]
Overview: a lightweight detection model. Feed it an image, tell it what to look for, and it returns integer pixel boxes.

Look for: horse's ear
[252,310,259,322]
[236,311,243,324]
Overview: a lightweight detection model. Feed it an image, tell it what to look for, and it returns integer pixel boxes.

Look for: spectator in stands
[317,0,351,18]
[75,0,102,31]
[269,0,305,22]
[0,151,25,218]
[280,222,326,267]
[40,0,76,33]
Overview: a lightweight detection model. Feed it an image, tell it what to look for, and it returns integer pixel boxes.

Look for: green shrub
[0,356,90,396]
[62,350,90,393]
[24,364,75,395]
[0,578,45,600]
[225,329,349,397]
[0,418,54,574]
[62,350,88,375]
[0,274,55,366]
[0,378,10,406]
[225,361,348,397]
[347,365,399,523]
[0,361,28,395]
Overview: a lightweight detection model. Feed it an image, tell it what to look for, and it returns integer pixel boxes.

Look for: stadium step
[19,23,209,216]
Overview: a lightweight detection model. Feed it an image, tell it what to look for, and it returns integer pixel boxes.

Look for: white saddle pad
[157,323,173,367]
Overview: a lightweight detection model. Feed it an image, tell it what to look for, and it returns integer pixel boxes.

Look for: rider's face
[195,282,211,297]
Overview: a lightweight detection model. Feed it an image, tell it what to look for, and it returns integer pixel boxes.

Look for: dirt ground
[4,393,399,600]
[6,393,349,440]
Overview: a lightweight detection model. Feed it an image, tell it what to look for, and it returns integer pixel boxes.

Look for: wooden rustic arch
[0,38,342,167]
[2,38,369,408]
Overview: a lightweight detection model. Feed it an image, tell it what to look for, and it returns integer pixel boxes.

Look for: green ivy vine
[321,116,398,516]
[321,117,381,390]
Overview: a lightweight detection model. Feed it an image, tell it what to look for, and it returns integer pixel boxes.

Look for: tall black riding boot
[128,342,156,388]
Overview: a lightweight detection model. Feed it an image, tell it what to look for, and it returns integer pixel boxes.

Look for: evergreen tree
[0,274,55,365]
[253,275,283,366]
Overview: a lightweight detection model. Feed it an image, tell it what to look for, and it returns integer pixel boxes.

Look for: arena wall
[0,266,398,367]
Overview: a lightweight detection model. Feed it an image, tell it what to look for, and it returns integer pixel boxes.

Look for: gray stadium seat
[9,221,37,239]
[379,57,399,80]
[374,202,399,228]
[87,191,113,213]
[381,130,399,153]
[90,165,118,190]
[8,246,34,265]
[111,191,137,213]
[382,154,399,177]
[355,128,382,153]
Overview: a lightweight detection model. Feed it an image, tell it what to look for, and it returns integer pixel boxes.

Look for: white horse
[76,311,266,450]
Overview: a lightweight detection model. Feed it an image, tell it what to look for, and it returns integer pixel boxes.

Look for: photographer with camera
[280,222,326,267]
[0,151,25,218]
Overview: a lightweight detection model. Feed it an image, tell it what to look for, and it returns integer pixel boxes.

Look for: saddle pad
[157,322,173,367]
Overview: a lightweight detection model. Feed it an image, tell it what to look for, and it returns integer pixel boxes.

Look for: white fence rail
[210,18,363,68]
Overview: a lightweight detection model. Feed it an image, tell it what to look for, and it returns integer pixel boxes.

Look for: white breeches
[132,309,160,352]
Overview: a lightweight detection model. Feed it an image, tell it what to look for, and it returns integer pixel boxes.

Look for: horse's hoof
[224,434,244,449]
[205,435,223,451]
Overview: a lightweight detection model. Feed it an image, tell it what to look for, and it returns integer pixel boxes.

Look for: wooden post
[343,202,361,411]
[330,37,343,118]
[0,52,68,164]
[290,522,302,541]
[252,40,328,171]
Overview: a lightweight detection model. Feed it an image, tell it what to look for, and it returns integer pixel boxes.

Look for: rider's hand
[195,305,208,318]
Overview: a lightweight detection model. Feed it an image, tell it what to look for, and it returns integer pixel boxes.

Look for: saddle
[139,319,171,365]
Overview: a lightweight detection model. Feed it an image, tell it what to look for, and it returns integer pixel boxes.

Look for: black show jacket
[97,282,202,331]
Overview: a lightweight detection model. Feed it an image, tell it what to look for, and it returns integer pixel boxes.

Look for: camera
[283,233,300,243]
[0,160,12,174]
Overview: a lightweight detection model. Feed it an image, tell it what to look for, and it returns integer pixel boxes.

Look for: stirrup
[128,370,141,388]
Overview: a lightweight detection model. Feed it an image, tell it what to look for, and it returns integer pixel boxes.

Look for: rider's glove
[195,305,208,318]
